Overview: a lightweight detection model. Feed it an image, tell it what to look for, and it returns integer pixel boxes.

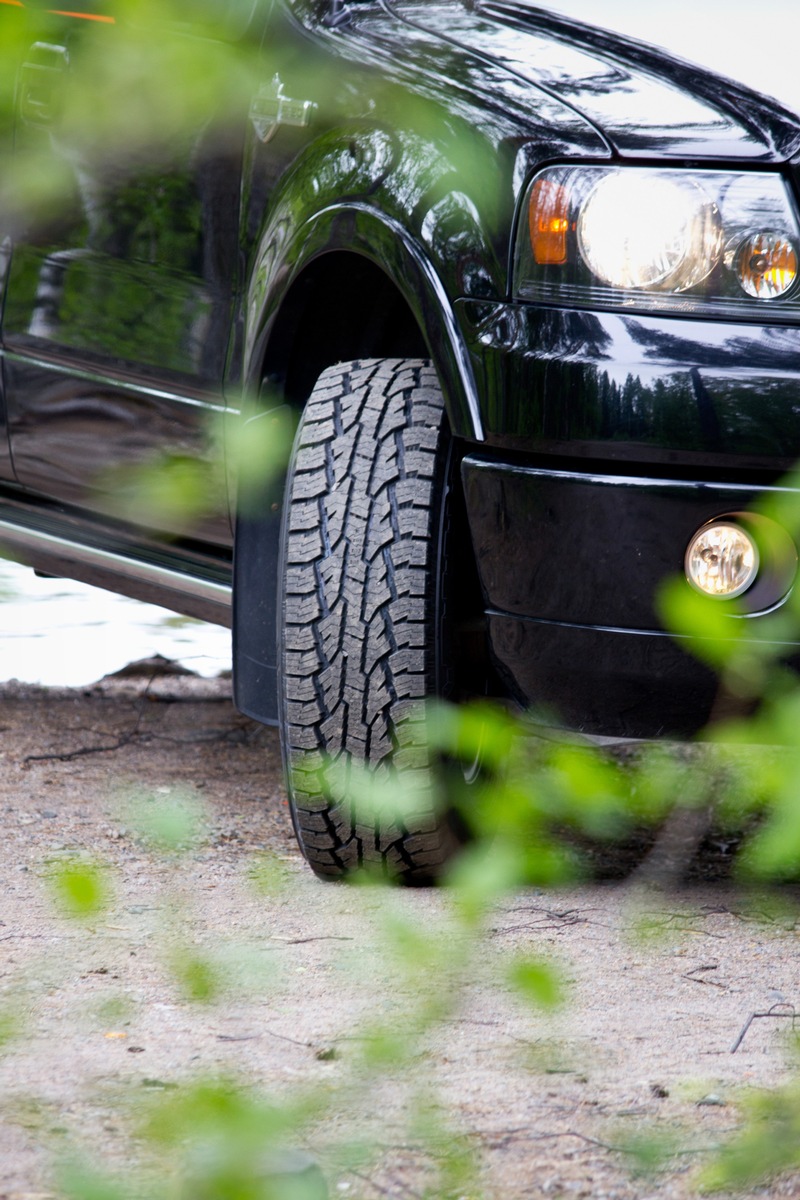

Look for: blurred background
[0,557,232,686]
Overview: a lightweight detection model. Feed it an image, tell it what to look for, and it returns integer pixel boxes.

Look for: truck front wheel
[278,358,464,882]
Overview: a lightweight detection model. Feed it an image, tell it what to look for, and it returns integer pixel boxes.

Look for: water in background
[0,558,232,686]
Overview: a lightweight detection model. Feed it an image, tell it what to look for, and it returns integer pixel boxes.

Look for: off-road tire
[279,358,460,882]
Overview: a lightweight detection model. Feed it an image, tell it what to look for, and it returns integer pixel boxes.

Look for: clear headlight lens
[577,174,722,292]
[514,166,800,319]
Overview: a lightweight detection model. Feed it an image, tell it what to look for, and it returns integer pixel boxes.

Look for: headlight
[514,166,800,319]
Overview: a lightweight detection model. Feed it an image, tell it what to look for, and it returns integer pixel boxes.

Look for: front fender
[233,112,510,722]
[234,198,488,723]
[243,199,485,441]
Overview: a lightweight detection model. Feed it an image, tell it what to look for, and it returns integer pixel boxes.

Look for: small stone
[697,1093,726,1107]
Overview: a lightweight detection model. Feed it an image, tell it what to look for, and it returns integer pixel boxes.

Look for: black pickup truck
[2,0,800,878]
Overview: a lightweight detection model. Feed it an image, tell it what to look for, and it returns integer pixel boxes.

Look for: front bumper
[457,301,800,737]
[460,458,797,736]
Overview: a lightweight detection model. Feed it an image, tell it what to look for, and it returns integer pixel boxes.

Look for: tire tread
[280,358,454,881]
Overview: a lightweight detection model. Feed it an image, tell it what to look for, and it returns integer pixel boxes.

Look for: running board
[0,509,232,627]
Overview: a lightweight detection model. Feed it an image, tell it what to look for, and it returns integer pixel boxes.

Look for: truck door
[1,2,262,545]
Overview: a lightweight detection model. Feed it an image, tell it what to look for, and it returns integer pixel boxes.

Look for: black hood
[387,0,800,162]
[521,0,800,119]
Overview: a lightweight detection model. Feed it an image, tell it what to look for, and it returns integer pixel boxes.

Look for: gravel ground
[1,666,799,1199]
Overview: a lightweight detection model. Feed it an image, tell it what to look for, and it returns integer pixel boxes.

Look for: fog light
[685,522,759,599]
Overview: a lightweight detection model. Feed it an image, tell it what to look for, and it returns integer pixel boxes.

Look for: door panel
[0,15,26,485]
[3,6,250,545]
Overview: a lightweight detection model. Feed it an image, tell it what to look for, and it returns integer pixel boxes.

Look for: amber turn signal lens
[734,231,798,299]
[529,178,570,265]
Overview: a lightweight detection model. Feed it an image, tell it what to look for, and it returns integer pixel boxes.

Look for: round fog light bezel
[684,520,760,600]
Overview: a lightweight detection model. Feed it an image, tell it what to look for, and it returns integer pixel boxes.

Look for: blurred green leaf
[0,1004,23,1050]
[146,1079,276,1144]
[507,957,563,1010]
[446,839,528,922]
[699,1083,800,1191]
[167,941,277,1005]
[425,698,518,775]
[657,576,745,670]
[617,1130,679,1176]
[230,405,297,517]
[248,852,293,896]
[128,789,207,852]
[737,793,800,882]
[59,1162,128,1200]
[358,1024,415,1070]
[545,744,629,836]
[49,859,111,919]
[170,949,222,1004]
[104,455,219,532]
[142,1079,324,1200]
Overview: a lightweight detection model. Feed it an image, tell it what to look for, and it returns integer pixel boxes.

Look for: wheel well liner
[260,253,428,409]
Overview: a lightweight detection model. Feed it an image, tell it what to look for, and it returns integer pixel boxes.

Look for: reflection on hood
[526,0,800,117]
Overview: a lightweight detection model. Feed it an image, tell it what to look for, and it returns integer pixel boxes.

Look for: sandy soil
[1,666,799,1200]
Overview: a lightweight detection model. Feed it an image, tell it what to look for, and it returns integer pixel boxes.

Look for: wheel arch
[242,202,485,440]
[233,205,485,726]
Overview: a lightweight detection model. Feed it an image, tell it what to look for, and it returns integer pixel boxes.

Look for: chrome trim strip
[0,348,237,415]
[486,608,795,638]
[463,457,793,496]
[0,518,231,608]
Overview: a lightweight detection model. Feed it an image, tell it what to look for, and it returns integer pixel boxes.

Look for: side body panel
[2,6,247,546]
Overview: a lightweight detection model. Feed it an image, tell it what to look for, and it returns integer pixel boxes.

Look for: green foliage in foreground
[48,858,112,920]
[18,683,800,1200]
[44,464,800,1197]
[2,3,800,1192]
[698,1079,800,1192]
